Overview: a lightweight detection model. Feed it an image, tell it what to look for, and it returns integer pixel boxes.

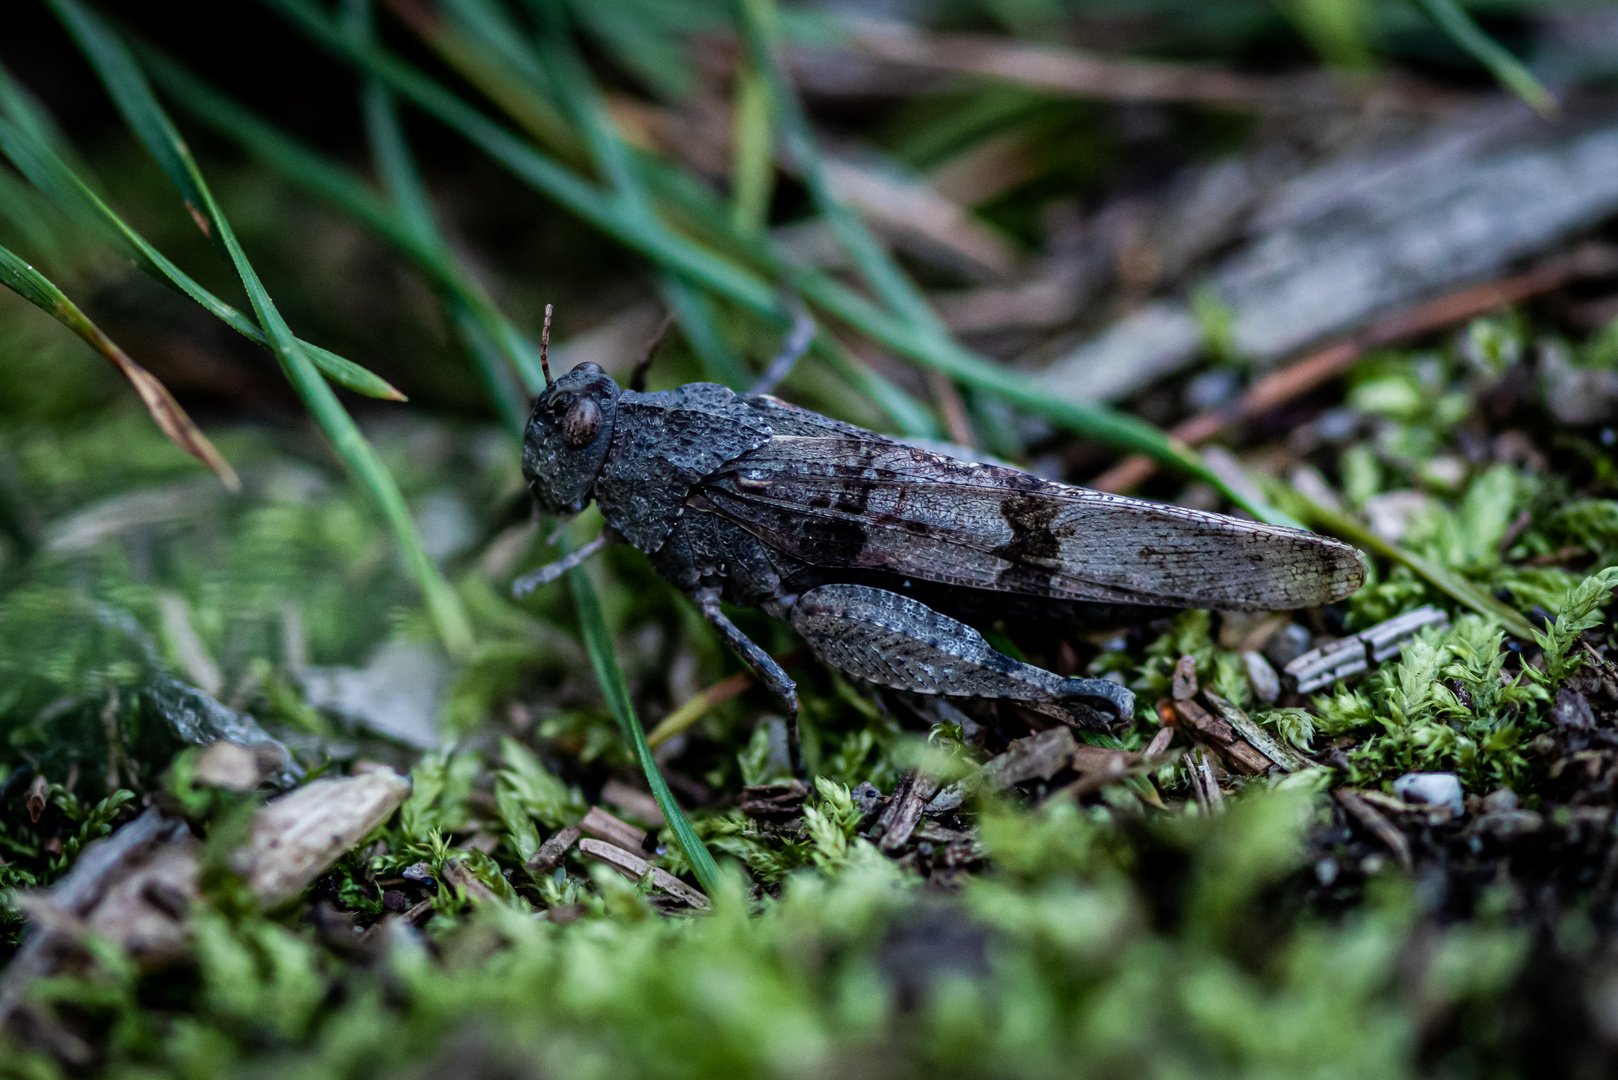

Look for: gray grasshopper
[516,314,1365,770]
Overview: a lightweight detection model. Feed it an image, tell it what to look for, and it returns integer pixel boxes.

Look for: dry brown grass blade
[0,242,239,491]
[1091,245,1618,495]
[80,320,241,492]
[836,19,1337,108]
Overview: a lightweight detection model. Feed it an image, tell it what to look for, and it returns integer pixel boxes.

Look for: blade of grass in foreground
[0,241,238,490]
[48,0,473,658]
[0,89,404,401]
[347,0,712,842]
[565,538,722,896]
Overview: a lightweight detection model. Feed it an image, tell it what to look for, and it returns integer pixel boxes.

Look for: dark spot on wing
[810,495,831,509]
[796,515,869,568]
[834,483,872,517]
[991,492,1062,593]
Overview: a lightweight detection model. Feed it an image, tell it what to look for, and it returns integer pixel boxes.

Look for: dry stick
[1090,245,1618,495]
[839,20,1335,108]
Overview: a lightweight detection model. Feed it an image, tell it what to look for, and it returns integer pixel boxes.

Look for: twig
[1334,788,1413,871]
[837,19,1336,108]
[1091,245,1618,494]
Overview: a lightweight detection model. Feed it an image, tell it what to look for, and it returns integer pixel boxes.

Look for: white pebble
[1392,772,1463,816]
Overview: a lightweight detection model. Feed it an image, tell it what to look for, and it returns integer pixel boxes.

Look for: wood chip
[579,806,648,854]
[1285,606,1449,693]
[1171,655,1199,700]
[1184,749,1224,814]
[527,825,580,874]
[441,858,501,905]
[233,768,413,909]
[577,838,709,909]
[1202,692,1311,772]
[739,779,810,822]
[601,779,665,827]
[1168,699,1273,775]
[1334,788,1413,870]
[1144,726,1175,757]
[980,728,1078,790]
[875,771,941,853]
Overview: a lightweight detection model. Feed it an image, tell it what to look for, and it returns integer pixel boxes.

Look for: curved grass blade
[135,42,546,395]
[564,539,722,895]
[1412,0,1556,117]
[0,102,405,401]
[0,241,238,490]
[266,0,1284,521]
[1269,479,1537,641]
[49,0,472,657]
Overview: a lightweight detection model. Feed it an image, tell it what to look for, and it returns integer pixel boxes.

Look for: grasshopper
[516,310,1365,770]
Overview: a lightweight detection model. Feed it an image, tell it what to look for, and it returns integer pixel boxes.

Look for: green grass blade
[51,0,472,657]
[134,40,545,395]
[565,546,722,896]
[1270,480,1538,640]
[0,240,238,489]
[44,0,223,252]
[733,0,944,340]
[729,59,774,236]
[0,87,405,401]
[1412,0,1556,116]
[266,0,1281,519]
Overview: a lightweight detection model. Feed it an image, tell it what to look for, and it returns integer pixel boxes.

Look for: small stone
[192,741,260,793]
[1241,651,1280,704]
[382,889,409,913]
[1551,688,1596,732]
[1481,788,1519,814]
[1263,623,1313,670]
[1392,772,1464,817]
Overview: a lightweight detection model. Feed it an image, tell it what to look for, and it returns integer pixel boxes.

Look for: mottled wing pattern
[695,436,1365,611]
[597,384,773,552]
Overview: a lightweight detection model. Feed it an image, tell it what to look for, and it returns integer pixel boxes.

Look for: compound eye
[561,397,602,448]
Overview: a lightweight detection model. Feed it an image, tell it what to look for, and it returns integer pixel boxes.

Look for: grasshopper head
[521,363,620,515]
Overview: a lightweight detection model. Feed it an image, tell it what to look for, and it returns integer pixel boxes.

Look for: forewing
[696,436,1364,611]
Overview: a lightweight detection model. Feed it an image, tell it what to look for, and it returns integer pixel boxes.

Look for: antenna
[627,310,676,392]
[540,303,554,388]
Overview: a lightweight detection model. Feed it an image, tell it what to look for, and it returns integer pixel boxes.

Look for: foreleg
[789,584,1134,728]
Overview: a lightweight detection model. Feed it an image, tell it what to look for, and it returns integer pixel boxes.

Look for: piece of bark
[874,772,942,853]
[0,812,188,1002]
[232,768,412,909]
[1285,606,1449,693]
[576,838,709,909]
[1144,726,1175,757]
[1169,699,1274,775]
[441,858,501,906]
[1334,788,1413,870]
[739,779,810,822]
[579,806,648,854]
[1039,100,1618,408]
[979,728,1078,791]
[601,780,665,827]
[1202,692,1311,772]
[527,825,580,874]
